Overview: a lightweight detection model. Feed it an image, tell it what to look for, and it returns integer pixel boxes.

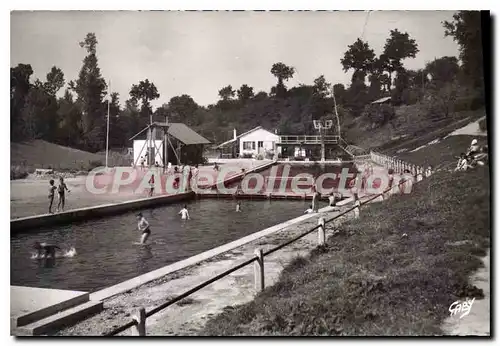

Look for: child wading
[48,179,57,214]
[236,201,242,212]
[179,205,190,220]
[136,212,151,244]
[56,177,70,212]
[148,174,155,197]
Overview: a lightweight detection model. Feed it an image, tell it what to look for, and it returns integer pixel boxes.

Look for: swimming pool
[11,199,312,292]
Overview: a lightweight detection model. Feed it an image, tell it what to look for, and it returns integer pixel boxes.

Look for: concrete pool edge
[10,192,195,233]
[90,196,356,302]
[10,161,276,232]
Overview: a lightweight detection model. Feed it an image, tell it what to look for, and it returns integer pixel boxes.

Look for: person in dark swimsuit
[57,177,70,212]
[48,179,57,214]
[33,241,60,258]
[137,212,151,244]
[148,175,155,197]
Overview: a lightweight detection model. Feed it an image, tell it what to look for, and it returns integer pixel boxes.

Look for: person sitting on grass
[455,153,470,172]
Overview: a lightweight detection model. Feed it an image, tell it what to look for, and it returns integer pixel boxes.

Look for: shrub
[478,118,487,132]
[256,153,264,160]
[242,153,253,158]
[87,160,104,171]
[11,166,29,180]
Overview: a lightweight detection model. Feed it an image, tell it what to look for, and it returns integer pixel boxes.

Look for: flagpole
[106,80,111,168]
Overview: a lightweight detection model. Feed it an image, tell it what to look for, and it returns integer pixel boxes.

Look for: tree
[425,56,460,85]
[218,85,235,102]
[253,91,268,101]
[237,84,254,103]
[166,95,200,126]
[44,66,65,97]
[70,33,108,151]
[443,11,484,87]
[106,92,125,148]
[426,80,460,119]
[340,38,376,83]
[11,63,34,140]
[270,62,295,98]
[57,89,83,148]
[120,98,142,144]
[382,29,419,90]
[332,83,346,105]
[129,79,160,125]
[312,75,331,98]
[26,78,60,141]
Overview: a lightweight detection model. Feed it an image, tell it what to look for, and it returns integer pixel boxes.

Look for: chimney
[233,128,237,140]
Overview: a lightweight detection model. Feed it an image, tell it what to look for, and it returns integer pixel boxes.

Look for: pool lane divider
[90,195,357,302]
[10,192,194,233]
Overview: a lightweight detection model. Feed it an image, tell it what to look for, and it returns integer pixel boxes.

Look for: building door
[258,141,263,153]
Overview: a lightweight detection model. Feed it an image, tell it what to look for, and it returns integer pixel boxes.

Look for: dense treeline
[10,11,485,152]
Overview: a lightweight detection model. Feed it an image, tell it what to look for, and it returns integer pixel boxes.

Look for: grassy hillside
[348,106,486,151]
[200,134,490,336]
[10,139,130,177]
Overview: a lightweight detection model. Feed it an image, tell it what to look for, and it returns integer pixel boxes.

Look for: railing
[103,155,432,336]
[370,151,433,181]
[278,135,339,145]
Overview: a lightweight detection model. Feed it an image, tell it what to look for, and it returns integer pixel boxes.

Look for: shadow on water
[11,199,311,292]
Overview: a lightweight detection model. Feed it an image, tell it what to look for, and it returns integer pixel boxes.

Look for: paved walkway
[10,161,263,219]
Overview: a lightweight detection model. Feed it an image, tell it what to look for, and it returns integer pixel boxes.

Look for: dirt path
[439,119,490,336]
[441,250,490,335]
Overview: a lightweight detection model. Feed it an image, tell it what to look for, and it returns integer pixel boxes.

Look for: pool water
[11,199,312,292]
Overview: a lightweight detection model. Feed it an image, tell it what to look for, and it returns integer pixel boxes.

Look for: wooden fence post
[132,307,146,336]
[254,248,265,292]
[318,217,325,246]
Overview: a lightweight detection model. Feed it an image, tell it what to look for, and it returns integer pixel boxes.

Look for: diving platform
[278,135,339,145]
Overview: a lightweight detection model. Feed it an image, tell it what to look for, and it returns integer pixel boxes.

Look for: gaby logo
[449,297,475,319]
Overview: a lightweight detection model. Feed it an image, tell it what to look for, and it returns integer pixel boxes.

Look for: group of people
[145,164,200,197]
[455,138,488,172]
[136,205,191,244]
[304,186,343,214]
[48,176,70,214]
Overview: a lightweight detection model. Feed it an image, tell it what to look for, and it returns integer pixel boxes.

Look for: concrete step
[14,300,104,336]
[13,291,90,327]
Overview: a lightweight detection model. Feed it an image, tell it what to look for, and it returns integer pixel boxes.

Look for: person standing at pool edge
[136,212,151,244]
[56,177,70,212]
[179,205,190,220]
[48,179,57,214]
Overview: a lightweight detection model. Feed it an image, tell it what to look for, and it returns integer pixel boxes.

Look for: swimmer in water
[33,241,60,258]
[304,205,313,214]
[136,212,151,244]
[236,201,242,212]
[179,205,190,220]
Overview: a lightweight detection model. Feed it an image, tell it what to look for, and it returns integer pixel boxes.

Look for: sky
[11,11,460,107]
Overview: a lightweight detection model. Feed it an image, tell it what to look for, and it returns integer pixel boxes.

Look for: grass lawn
[199,135,490,336]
